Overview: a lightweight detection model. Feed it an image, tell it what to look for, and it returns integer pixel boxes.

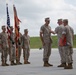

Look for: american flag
[6,4,11,37]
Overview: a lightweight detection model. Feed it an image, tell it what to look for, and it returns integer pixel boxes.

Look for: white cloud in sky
[0,0,76,36]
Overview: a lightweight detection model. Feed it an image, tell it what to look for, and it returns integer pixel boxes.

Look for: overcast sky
[0,0,76,36]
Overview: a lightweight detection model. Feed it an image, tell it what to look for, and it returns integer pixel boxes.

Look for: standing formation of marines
[0,17,74,69]
[0,25,30,66]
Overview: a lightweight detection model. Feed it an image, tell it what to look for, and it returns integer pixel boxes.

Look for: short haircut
[24,29,28,32]
[63,19,68,24]
[10,26,13,29]
[58,19,62,21]
[2,25,6,29]
[45,17,50,22]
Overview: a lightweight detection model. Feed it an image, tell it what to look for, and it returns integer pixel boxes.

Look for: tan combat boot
[58,63,66,67]
[16,59,19,65]
[5,62,9,66]
[11,61,14,65]
[24,60,30,64]
[43,61,49,67]
[64,63,73,69]
[1,61,6,66]
[47,61,53,66]
[11,61,17,65]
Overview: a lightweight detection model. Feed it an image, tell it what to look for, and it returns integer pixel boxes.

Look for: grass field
[30,35,76,48]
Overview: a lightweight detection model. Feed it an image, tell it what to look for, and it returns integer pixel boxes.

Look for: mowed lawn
[30,35,76,49]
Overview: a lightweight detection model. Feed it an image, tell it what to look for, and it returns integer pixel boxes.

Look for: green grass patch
[30,35,76,48]
[30,37,42,49]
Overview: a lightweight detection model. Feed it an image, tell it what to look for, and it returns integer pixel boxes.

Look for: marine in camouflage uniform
[16,26,23,64]
[62,19,74,69]
[9,26,16,65]
[0,33,2,63]
[40,17,55,67]
[0,25,9,66]
[55,19,66,67]
[22,29,30,64]
[0,33,2,53]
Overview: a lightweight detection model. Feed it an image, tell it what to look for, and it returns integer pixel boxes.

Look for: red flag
[13,5,21,57]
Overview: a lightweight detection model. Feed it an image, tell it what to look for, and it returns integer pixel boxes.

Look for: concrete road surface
[0,48,76,75]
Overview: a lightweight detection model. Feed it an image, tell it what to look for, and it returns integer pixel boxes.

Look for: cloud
[0,0,76,36]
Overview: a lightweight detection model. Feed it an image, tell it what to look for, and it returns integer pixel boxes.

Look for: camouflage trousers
[43,43,51,61]
[58,46,66,63]
[9,45,16,61]
[23,48,30,60]
[17,45,22,61]
[1,48,8,63]
[63,46,73,63]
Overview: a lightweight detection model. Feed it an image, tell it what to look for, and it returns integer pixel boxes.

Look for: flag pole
[6,0,11,56]
[13,4,21,64]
